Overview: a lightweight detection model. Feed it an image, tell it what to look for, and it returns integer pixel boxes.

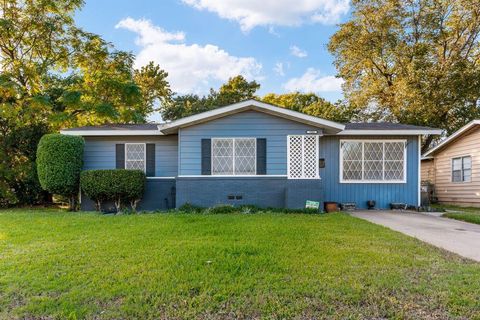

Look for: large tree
[329,0,480,151]
[161,75,259,121]
[0,0,171,206]
[262,92,356,123]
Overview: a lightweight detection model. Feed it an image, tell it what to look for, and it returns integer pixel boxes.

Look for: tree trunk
[421,135,435,154]
[68,195,77,212]
[114,197,122,214]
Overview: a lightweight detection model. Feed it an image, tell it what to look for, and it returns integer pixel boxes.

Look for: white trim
[160,99,345,134]
[146,177,176,180]
[211,137,257,176]
[339,139,407,184]
[287,135,320,179]
[418,135,421,206]
[60,130,163,136]
[178,175,287,178]
[339,129,442,136]
[125,143,146,173]
[423,120,480,157]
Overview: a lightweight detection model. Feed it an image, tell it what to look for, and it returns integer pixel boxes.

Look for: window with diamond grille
[212,138,256,175]
[287,135,319,179]
[125,143,146,172]
[340,140,406,182]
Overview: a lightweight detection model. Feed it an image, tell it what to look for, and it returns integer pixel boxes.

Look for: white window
[125,143,146,172]
[340,140,406,183]
[287,135,319,179]
[212,138,256,175]
[452,156,471,182]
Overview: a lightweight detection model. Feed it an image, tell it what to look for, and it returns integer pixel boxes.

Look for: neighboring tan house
[422,120,480,207]
[61,99,441,211]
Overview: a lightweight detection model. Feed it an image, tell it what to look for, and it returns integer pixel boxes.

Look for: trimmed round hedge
[36,134,84,209]
[80,169,146,212]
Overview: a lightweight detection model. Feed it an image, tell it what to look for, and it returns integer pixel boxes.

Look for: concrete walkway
[352,211,480,262]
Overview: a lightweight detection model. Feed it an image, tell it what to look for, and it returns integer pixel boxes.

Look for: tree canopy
[329,0,480,151]
[160,76,351,123]
[262,92,356,123]
[161,75,260,121]
[0,0,171,206]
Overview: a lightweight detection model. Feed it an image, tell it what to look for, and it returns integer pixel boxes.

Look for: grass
[0,208,479,319]
[433,204,480,225]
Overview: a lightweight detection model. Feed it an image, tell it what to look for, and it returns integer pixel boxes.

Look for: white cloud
[182,0,350,32]
[116,17,262,94]
[273,62,286,76]
[290,45,308,58]
[283,68,343,92]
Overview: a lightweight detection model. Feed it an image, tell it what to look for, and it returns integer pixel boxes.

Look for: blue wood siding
[319,135,419,208]
[178,110,321,175]
[83,135,178,177]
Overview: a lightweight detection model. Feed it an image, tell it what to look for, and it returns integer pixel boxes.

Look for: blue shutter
[201,139,211,175]
[256,138,267,175]
[146,143,155,177]
[116,144,125,169]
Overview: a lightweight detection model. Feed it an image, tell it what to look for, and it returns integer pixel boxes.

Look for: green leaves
[329,0,480,150]
[161,75,259,121]
[36,134,84,209]
[80,169,146,212]
[0,0,172,207]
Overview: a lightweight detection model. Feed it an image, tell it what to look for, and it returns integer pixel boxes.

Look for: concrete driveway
[352,211,480,262]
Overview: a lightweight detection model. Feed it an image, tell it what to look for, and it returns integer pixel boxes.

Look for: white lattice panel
[303,135,319,178]
[288,136,303,178]
[126,143,145,171]
[288,135,319,179]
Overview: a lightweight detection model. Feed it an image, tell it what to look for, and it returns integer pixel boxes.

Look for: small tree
[80,169,145,213]
[37,134,84,211]
[80,170,110,211]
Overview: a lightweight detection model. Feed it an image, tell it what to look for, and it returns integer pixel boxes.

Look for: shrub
[178,203,204,213]
[36,134,84,211]
[205,204,238,214]
[80,169,146,213]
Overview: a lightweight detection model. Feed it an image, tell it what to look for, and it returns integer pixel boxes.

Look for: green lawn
[434,204,480,225]
[1,209,479,319]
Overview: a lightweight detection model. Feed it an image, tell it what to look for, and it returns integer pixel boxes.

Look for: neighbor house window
[125,143,146,172]
[211,138,256,175]
[287,135,319,179]
[340,140,406,183]
[452,156,471,182]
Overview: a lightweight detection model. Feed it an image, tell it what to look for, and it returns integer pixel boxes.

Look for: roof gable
[423,120,480,157]
[159,99,345,135]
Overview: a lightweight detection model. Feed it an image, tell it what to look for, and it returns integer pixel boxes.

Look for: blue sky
[75,0,349,103]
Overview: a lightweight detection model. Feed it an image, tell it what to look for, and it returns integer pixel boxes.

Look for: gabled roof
[423,120,480,157]
[60,99,442,137]
[159,99,345,134]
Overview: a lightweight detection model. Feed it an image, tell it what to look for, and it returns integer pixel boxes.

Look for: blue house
[61,100,441,211]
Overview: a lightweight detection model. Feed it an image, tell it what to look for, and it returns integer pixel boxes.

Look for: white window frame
[211,138,257,176]
[125,143,146,173]
[451,155,472,183]
[287,135,320,179]
[339,139,407,184]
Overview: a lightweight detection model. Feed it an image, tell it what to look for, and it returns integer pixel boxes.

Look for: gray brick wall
[176,177,324,209]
